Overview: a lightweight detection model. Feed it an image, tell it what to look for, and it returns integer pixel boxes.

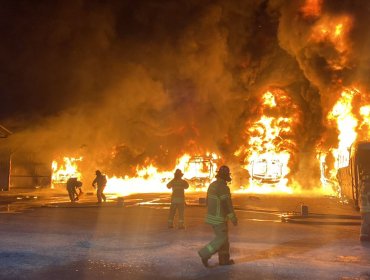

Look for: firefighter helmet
[95,170,102,176]
[174,169,184,178]
[216,165,231,182]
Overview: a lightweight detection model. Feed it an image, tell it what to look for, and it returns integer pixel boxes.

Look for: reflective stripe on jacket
[205,179,236,225]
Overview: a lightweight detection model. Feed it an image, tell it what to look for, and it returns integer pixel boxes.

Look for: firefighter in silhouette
[167,169,189,229]
[66,177,83,202]
[359,170,370,242]
[92,170,107,204]
[198,165,238,267]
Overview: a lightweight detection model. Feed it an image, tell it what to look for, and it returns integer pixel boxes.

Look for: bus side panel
[352,154,359,208]
[337,166,353,202]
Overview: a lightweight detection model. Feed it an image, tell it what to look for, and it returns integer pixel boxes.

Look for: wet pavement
[0,190,369,279]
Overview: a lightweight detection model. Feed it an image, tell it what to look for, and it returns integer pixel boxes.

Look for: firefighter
[92,170,107,204]
[167,169,189,229]
[66,177,82,202]
[198,165,238,267]
[359,171,370,242]
[75,180,83,201]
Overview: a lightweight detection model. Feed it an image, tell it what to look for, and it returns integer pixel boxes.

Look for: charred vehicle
[51,157,82,188]
[250,157,283,184]
[183,156,216,189]
[337,141,370,209]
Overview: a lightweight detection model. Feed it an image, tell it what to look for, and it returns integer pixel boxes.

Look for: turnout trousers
[97,186,106,203]
[67,187,77,202]
[168,202,185,227]
[198,222,230,261]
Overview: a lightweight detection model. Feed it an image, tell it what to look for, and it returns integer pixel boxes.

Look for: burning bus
[183,155,217,189]
[51,157,82,188]
[250,157,283,184]
[337,141,370,209]
[235,90,299,193]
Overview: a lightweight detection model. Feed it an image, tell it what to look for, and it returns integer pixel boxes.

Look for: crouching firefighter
[198,165,238,267]
[167,169,189,229]
[66,177,83,203]
[359,171,370,242]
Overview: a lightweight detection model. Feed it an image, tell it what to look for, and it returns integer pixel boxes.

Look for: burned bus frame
[250,157,283,184]
[337,141,370,209]
[185,156,215,188]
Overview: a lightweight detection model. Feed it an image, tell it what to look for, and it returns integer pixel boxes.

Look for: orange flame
[327,88,359,170]
[105,153,218,195]
[51,157,83,188]
[359,105,370,133]
[235,90,298,194]
[310,15,353,69]
[301,0,323,18]
[51,154,218,196]
[319,88,370,193]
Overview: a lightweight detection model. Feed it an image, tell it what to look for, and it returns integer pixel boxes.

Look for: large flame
[235,90,299,194]
[320,88,370,190]
[105,153,218,195]
[51,153,218,196]
[328,88,359,170]
[51,157,83,188]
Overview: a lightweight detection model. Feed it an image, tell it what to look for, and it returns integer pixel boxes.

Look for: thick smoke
[1,0,366,187]
[275,0,370,128]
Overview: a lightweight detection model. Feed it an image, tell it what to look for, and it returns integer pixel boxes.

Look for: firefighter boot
[219,254,235,265]
[201,257,209,267]
[198,251,209,267]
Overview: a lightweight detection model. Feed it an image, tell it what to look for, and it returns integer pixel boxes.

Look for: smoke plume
[1,0,368,186]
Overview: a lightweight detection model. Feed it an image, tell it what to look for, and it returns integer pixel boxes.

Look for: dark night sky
[0,0,220,119]
[1,0,370,183]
